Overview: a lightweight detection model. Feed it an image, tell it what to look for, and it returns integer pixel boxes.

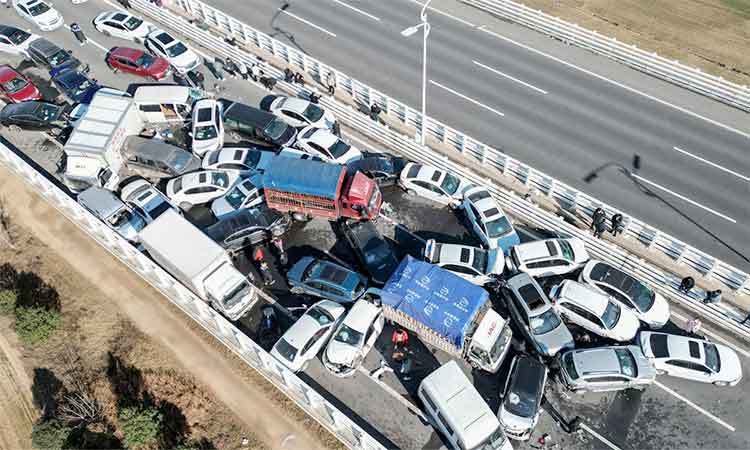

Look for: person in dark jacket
[116,0,132,9]
[593,219,607,239]
[370,102,381,121]
[591,207,606,230]
[283,67,294,83]
[610,213,624,236]
[678,276,695,294]
[224,57,239,78]
[703,289,722,305]
[70,23,86,45]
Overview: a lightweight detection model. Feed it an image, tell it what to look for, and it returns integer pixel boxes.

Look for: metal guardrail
[0,139,387,450]
[136,0,749,301]
[461,0,750,112]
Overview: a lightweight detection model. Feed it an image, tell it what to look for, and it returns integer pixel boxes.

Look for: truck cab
[341,171,381,220]
[203,262,256,320]
[63,155,120,193]
[466,309,513,373]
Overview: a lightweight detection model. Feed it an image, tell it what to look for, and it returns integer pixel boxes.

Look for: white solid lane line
[654,381,735,432]
[429,79,505,117]
[673,146,750,183]
[406,0,477,27]
[331,0,381,21]
[477,27,750,140]
[63,24,108,52]
[278,9,337,38]
[631,174,737,223]
[473,60,548,94]
[578,423,622,450]
[670,311,750,358]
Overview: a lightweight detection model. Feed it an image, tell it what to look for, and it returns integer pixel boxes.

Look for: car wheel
[290,286,303,294]
[406,189,416,196]
[102,29,111,37]
[8,124,21,133]
[713,381,729,387]
[179,202,192,211]
[656,369,667,375]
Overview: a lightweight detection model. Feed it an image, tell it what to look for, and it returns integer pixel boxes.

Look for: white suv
[461,186,519,253]
[506,237,589,278]
[551,280,640,342]
[191,99,224,156]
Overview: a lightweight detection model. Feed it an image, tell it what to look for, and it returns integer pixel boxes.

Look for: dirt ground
[506,0,750,85]
[0,161,335,450]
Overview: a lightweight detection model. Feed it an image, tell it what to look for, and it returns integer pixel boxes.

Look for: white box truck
[139,209,258,321]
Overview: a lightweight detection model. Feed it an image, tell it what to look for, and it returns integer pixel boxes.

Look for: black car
[218,98,297,148]
[341,220,399,285]
[498,355,548,440]
[346,155,407,187]
[204,205,291,251]
[27,38,84,72]
[0,101,68,131]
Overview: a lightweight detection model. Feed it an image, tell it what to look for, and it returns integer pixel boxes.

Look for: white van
[132,85,202,123]
[418,361,513,450]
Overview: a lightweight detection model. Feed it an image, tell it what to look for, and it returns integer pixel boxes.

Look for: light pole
[401,0,432,146]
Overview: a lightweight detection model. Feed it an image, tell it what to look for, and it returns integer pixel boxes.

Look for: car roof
[515,239,559,261]
[508,355,546,394]
[307,128,338,148]
[193,99,217,123]
[277,96,309,113]
[282,313,323,348]
[110,12,129,22]
[415,164,443,183]
[506,273,550,313]
[661,333,706,362]
[29,38,59,54]
[112,47,144,59]
[153,30,175,44]
[221,100,275,126]
[558,281,609,316]
[177,170,228,187]
[312,261,357,289]
[471,196,503,221]
[341,299,380,332]
[437,243,477,265]
[573,347,621,375]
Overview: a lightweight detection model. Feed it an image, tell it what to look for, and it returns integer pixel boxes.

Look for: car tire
[406,189,416,196]
[656,369,667,375]
[8,125,21,133]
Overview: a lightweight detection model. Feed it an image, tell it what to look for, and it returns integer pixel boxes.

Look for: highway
[209,0,750,270]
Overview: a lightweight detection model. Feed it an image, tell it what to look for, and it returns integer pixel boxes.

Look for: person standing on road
[740,311,750,325]
[70,23,86,46]
[250,57,263,82]
[590,207,605,230]
[326,70,336,95]
[284,67,294,83]
[593,219,607,239]
[237,60,249,80]
[224,57,238,79]
[610,213,624,236]
[703,289,722,305]
[686,317,702,335]
[678,276,695,294]
[370,101,381,122]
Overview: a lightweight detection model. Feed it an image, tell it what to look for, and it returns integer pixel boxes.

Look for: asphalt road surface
[206,0,750,270]
[3,1,750,450]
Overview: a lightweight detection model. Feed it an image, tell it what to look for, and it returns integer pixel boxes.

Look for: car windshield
[590,263,655,312]
[303,103,324,122]
[363,238,390,265]
[48,49,70,67]
[135,52,155,68]
[69,76,93,94]
[3,77,28,94]
[274,338,298,363]
[472,249,488,273]
[243,151,262,168]
[224,183,251,209]
[165,42,187,57]
[34,103,60,121]
[302,261,320,281]
[625,280,656,312]
[440,172,461,194]
[704,343,720,372]
[601,302,621,329]
[29,2,51,16]
[504,386,536,419]
[333,324,364,346]
[194,125,217,140]
[328,140,351,159]
[485,215,512,238]
[7,29,30,45]
[529,309,561,335]
[615,348,637,377]
[169,151,192,171]
[264,118,288,140]
[559,240,574,260]
[123,16,143,30]
[147,201,171,220]
[307,306,335,326]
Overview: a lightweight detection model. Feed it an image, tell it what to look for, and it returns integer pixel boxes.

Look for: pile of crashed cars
[0,5,743,450]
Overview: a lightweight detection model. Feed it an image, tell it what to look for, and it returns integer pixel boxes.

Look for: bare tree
[57,344,103,425]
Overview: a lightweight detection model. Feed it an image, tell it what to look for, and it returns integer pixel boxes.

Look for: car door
[364,312,384,352]
[560,303,602,335]
[280,109,307,127]
[664,359,709,381]
[104,20,128,39]
[597,284,639,313]
[148,39,166,59]
[307,141,333,161]
[411,180,442,203]
[299,327,329,367]
[467,203,489,244]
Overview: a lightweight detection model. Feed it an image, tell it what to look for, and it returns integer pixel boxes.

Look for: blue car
[287,256,367,304]
[50,65,100,104]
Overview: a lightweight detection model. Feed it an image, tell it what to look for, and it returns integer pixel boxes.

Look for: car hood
[147,56,172,75]
[642,292,670,328]
[716,345,742,384]
[487,249,505,276]
[536,323,574,357]
[192,135,221,155]
[499,406,535,435]
[169,47,199,71]
[610,308,640,341]
[11,83,41,102]
[210,196,234,219]
[34,9,61,25]
[325,340,360,366]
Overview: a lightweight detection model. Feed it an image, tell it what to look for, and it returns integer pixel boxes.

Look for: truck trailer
[138,209,258,321]
[370,256,513,373]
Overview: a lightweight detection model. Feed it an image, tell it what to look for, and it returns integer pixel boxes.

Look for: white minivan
[418,361,513,450]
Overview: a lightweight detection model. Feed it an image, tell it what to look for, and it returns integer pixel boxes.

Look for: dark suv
[27,38,85,72]
[204,204,291,252]
[218,98,296,148]
[341,220,399,285]
[0,101,68,130]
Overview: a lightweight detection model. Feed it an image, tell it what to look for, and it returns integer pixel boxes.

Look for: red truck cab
[263,158,381,221]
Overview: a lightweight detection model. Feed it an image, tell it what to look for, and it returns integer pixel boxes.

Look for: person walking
[237,60,249,80]
[283,67,294,83]
[590,207,606,230]
[594,219,607,239]
[678,276,695,294]
[703,289,722,305]
[686,317,702,335]
[369,102,381,122]
[293,72,304,85]
[70,23,86,46]
[249,59,263,82]
[224,57,239,78]
[610,213,624,236]
[308,91,320,104]
[326,71,336,95]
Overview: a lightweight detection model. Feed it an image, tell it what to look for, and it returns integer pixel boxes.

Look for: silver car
[77,186,146,243]
[503,273,574,357]
[557,345,656,393]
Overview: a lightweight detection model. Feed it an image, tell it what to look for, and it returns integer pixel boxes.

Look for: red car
[106,47,172,80]
[0,65,42,103]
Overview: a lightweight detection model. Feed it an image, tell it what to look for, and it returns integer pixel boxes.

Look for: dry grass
[513,0,750,85]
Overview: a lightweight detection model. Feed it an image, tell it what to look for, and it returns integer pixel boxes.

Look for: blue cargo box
[262,158,344,199]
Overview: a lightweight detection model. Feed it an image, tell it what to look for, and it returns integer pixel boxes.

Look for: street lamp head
[401,25,420,37]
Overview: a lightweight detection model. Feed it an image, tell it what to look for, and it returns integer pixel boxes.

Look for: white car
[211,175,265,219]
[323,298,384,377]
[580,260,670,328]
[639,332,742,386]
[295,126,361,164]
[0,25,38,56]
[462,186,519,253]
[145,29,200,74]
[424,239,503,285]
[398,162,472,208]
[506,237,589,278]
[551,280,640,342]
[270,300,345,373]
[276,146,325,163]
[93,11,153,42]
[202,146,276,176]
[191,99,224,156]
[14,0,63,31]
[166,170,238,210]
[119,178,177,223]
[263,95,336,130]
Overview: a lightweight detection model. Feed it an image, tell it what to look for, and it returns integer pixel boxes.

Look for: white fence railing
[460,0,750,112]
[0,139,387,450]
[135,0,750,302]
